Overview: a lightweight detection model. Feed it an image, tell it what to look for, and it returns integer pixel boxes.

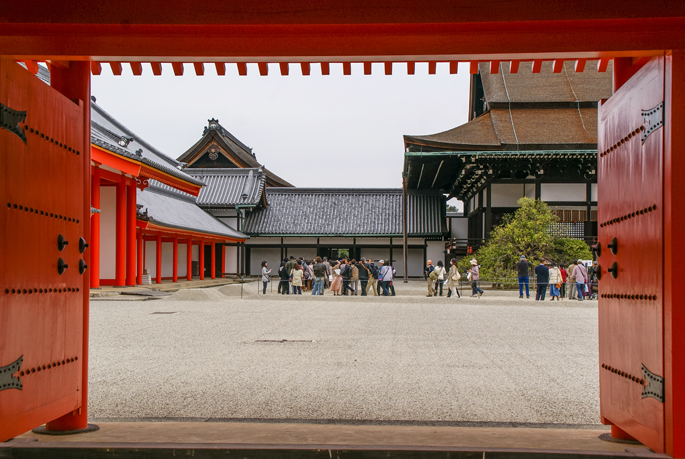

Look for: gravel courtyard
[89,282,600,426]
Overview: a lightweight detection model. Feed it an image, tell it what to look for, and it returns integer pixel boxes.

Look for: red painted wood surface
[126,182,136,286]
[598,56,665,452]
[90,166,100,288]
[664,50,685,459]
[0,60,86,442]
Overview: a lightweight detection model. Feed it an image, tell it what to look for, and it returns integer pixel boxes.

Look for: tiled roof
[244,188,444,236]
[91,103,205,186]
[137,184,247,240]
[405,107,598,151]
[479,60,613,104]
[185,168,266,207]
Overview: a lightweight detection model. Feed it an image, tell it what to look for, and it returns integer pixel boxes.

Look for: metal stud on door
[0,61,85,441]
[597,57,665,452]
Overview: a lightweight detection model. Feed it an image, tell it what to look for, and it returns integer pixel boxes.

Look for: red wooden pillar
[211,241,216,279]
[186,240,193,281]
[125,181,136,286]
[199,239,205,280]
[155,234,162,284]
[114,178,126,287]
[172,236,178,282]
[45,60,92,432]
[136,231,143,285]
[221,245,226,278]
[90,165,100,288]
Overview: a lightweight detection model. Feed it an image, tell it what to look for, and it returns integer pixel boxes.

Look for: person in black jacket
[516,255,533,299]
[534,260,550,301]
[358,257,370,296]
[278,258,290,295]
[341,258,355,296]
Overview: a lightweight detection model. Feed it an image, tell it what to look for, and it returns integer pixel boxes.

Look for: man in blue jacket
[534,260,550,301]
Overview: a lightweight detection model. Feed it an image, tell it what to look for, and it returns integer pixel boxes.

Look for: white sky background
[92,61,470,207]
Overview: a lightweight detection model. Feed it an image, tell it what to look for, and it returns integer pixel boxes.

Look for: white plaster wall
[591,183,598,202]
[218,216,239,230]
[524,183,536,199]
[407,248,424,277]
[541,183,586,202]
[192,245,199,262]
[161,242,174,277]
[225,245,238,274]
[450,218,468,239]
[426,240,445,267]
[354,238,390,245]
[319,237,353,245]
[144,240,156,277]
[249,248,281,276]
[282,237,317,245]
[245,237,281,245]
[491,184,525,207]
[99,186,116,280]
[178,244,188,278]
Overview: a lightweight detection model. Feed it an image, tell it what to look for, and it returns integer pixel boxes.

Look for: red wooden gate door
[0,60,86,441]
[598,57,665,452]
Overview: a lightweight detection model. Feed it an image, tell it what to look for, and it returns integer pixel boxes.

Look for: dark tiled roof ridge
[266,188,405,194]
[185,167,264,176]
[91,102,181,169]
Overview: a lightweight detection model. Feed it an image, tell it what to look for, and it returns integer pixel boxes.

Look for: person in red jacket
[559,264,568,299]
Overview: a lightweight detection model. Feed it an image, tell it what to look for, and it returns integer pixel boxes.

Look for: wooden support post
[186,240,193,281]
[221,244,226,277]
[136,231,143,285]
[115,178,126,287]
[126,181,136,286]
[155,234,162,284]
[199,239,205,280]
[90,166,100,288]
[172,236,178,282]
[485,180,493,239]
[211,241,216,279]
[402,176,409,283]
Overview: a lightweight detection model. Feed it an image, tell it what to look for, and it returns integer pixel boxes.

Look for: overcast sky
[92,62,471,193]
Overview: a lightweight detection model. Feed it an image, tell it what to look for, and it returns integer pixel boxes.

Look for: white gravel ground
[89,281,600,425]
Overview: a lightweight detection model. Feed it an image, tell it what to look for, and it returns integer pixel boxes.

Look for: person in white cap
[469,258,484,297]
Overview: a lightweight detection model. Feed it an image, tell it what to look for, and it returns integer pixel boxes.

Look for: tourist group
[516,256,600,301]
[260,256,396,296]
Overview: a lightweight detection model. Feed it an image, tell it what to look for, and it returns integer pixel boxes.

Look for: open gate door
[598,57,665,451]
[0,60,87,441]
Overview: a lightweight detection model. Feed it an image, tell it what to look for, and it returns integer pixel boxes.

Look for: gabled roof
[177,119,293,188]
[137,183,247,241]
[244,188,445,236]
[91,102,205,189]
[479,60,613,104]
[185,168,267,208]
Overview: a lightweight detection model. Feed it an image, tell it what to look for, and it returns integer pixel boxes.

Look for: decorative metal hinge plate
[0,103,27,144]
[642,364,664,403]
[0,356,23,392]
[642,102,664,144]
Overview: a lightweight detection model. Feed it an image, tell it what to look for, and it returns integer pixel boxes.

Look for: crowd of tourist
[260,256,397,296]
[516,255,599,301]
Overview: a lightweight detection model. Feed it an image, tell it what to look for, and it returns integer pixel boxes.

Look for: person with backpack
[516,255,533,299]
[378,260,394,296]
[312,257,327,295]
[358,257,371,296]
[341,258,355,296]
[571,259,590,301]
[425,260,436,297]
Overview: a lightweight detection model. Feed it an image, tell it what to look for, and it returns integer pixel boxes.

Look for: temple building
[403,60,612,257]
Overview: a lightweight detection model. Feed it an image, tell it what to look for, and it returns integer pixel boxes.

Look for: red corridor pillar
[136,231,143,285]
[115,178,126,287]
[221,245,226,278]
[90,166,100,288]
[211,241,216,279]
[125,181,136,286]
[186,240,193,281]
[156,234,162,284]
[199,239,205,280]
[172,236,178,282]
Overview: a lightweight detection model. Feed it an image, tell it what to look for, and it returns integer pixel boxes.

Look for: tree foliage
[459,198,593,285]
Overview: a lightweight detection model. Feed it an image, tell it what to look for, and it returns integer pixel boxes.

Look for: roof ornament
[118,136,134,147]
[208,146,219,161]
[135,148,143,157]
